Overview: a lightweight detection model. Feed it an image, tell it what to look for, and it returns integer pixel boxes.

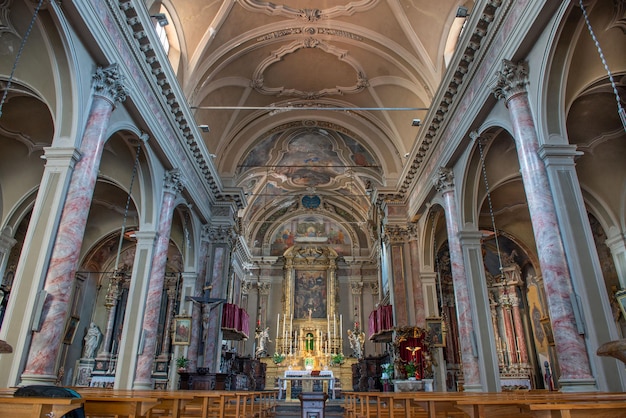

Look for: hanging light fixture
[579,0,626,132]
[0,0,45,118]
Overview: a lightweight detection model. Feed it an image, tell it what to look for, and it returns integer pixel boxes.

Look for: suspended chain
[114,143,142,270]
[476,136,504,274]
[579,0,626,132]
[0,0,45,119]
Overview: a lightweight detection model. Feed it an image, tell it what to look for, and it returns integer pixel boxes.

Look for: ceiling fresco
[239,127,380,250]
[166,0,470,258]
[270,214,353,257]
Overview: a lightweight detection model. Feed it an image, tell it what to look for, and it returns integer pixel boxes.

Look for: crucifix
[406,346,421,362]
[186,284,226,307]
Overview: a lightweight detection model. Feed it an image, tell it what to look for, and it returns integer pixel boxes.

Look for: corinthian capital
[492,60,529,103]
[434,167,455,193]
[92,64,128,105]
[164,169,184,195]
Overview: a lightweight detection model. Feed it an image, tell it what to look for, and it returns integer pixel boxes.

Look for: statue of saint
[255,326,272,358]
[83,322,102,359]
[347,328,365,359]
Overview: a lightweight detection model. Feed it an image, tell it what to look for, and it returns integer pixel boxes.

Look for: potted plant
[272,352,285,364]
[404,361,418,380]
[176,356,189,372]
[331,353,345,366]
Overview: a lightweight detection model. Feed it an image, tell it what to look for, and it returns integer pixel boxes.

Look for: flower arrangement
[331,353,345,366]
[272,352,285,364]
[381,362,394,382]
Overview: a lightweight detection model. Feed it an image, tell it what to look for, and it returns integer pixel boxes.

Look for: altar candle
[333,314,336,338]
[340,314,343,337]
[276,314,280,340]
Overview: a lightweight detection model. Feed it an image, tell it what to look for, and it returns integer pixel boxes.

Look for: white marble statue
[83,322,102,359]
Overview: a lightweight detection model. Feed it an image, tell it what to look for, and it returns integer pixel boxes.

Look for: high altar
[259,244,355,399]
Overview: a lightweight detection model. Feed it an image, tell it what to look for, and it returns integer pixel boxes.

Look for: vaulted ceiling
[154,0,471,255]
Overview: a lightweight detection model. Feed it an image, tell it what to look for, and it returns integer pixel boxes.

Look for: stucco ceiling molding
[609,0,626,33]
[251,38,369,99]
[378,0,504,206]
[112,0,241,210]
[239,0,379,20]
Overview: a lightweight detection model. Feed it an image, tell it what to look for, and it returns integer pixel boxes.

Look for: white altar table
[281,370,334,401]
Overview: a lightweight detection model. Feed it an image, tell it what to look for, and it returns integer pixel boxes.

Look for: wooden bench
[528,401,626,418]
[0,396,83,418]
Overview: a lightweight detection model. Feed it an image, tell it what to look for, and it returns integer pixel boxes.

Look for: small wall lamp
[151,13,169,27]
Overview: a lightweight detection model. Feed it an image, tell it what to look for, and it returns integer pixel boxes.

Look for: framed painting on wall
[63,316,80,345]
[294,270,328,319]
[426,318,446,347]
[173,316,192,345]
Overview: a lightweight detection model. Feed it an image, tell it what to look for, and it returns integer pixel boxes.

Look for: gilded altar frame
[282,245,339,324]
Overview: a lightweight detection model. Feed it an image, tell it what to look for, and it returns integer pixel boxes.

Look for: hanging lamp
[579,0,626,132]
[0,0,45,119]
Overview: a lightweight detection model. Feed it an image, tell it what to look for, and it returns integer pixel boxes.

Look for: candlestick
[340,314,343,337]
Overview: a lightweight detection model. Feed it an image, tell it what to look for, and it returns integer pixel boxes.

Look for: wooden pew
[0,396,83,418]
[79,392,162,418]
[528,401,626,418]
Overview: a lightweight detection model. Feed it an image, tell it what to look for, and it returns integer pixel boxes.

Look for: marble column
[386,226,409,327]
[21,65,128,385]
[408,223,426,326]
[434,167,481,391]
[493,60,594,390]
[133,170,183,389]
[203,226,236,371]
[509,291,528,364]
[187,226,211,371]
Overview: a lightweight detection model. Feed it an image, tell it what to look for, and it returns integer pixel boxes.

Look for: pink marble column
[493,60,594,387]
[187,226,211,372]
[435,167,481,390]
[133,170,183,389]
[20,65,127,385]
[408,224,426,326]
[500,292,516,365]
[203,227,235,370]
[390,240,409,327]
[509,291,529,364]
